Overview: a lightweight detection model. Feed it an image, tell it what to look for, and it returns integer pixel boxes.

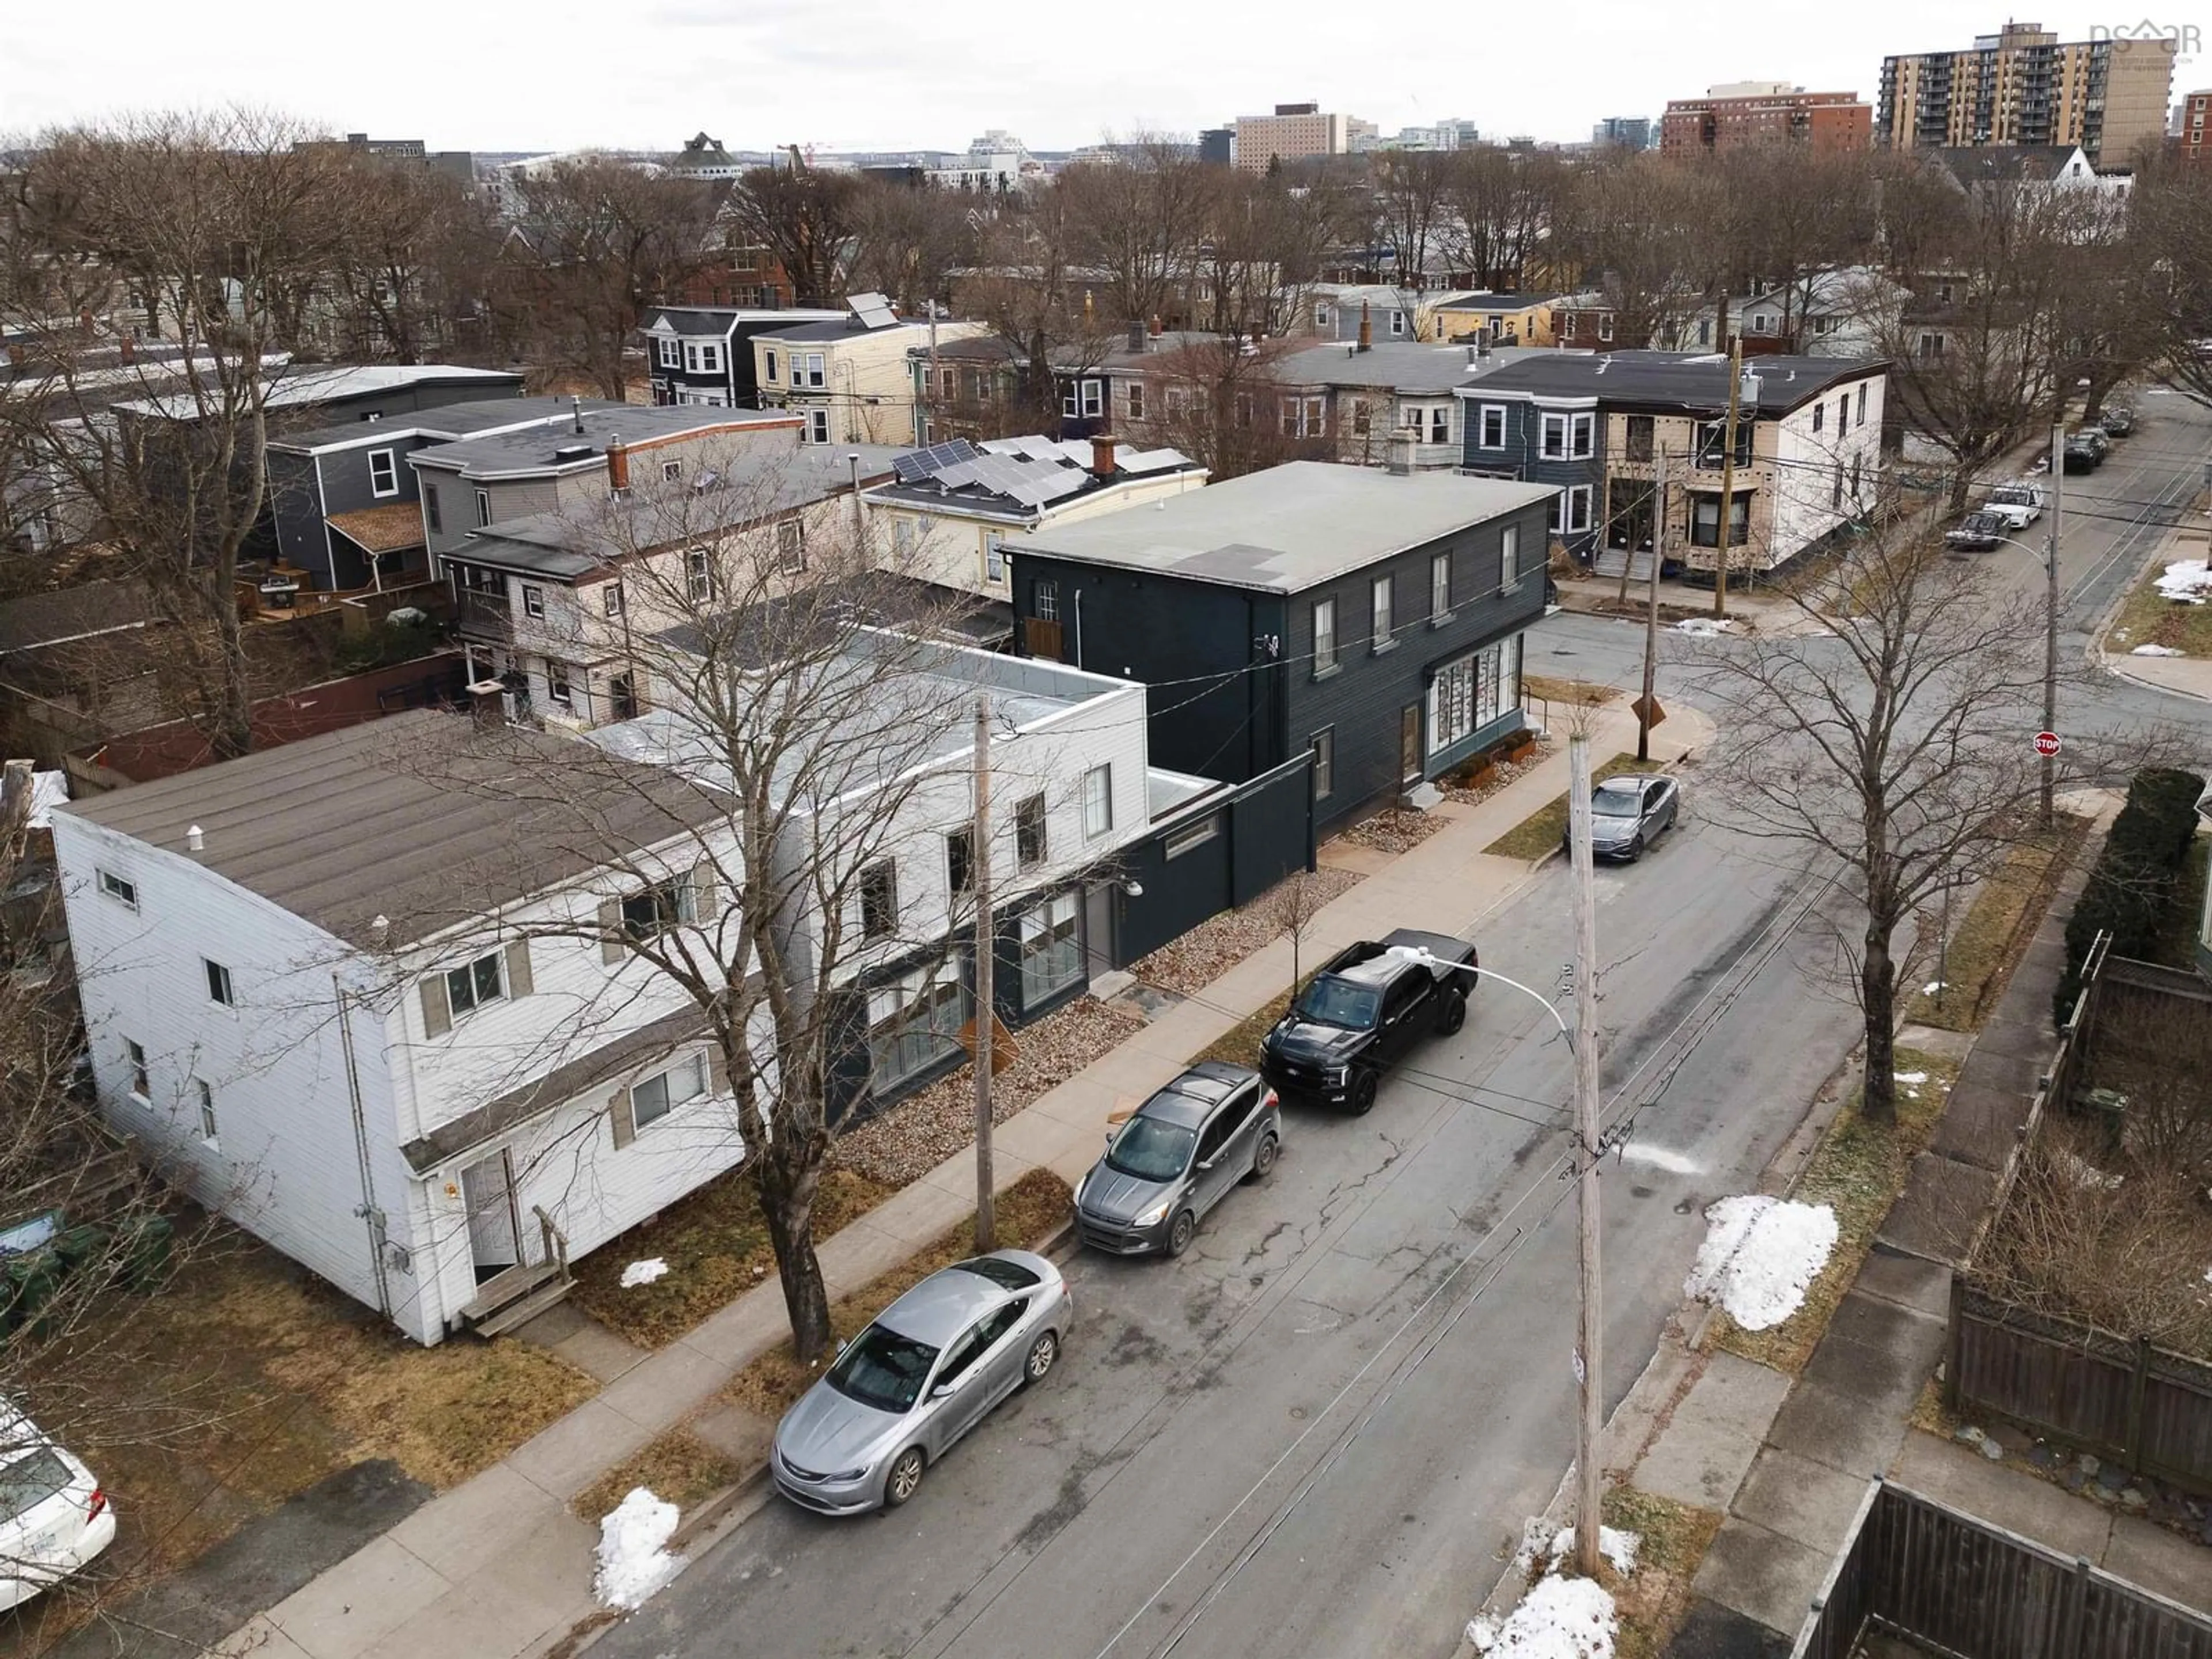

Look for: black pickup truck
[1257,929,1478,1113]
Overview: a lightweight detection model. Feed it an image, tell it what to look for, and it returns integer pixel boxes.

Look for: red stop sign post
[2033,731,2061,757]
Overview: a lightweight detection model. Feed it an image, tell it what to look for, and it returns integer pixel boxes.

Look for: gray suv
[1074,1063,1281,1257]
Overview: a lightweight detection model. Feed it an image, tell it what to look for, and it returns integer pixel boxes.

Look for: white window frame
[629,1052,707,1134]
[1310,728,1335,800]
[1597,313,1613,342]
[1427,636,1517,756]
[522,585,546,619]
[662,459,683,483]
[798,351,825,388]
[1429,404,1450,445]
[1479,405,1506,449]
[204,959,233,1007]
[445,950,506,1020]
[1502,524,1522,585]
[764,347,779,382]
[367,448,399,498]
[196,1078,218,1147]
[603,582,625,619]
[1539,412,1570,460]
[1314,302,1333,329]
[1017,891,1083,1008]
[97,869,139,910]
[1388,309,1408,338]
[1125,379,1145,419]
[1312,597,1338,673]
[696,342,722,375]
[126,1039,149,1099]
[777,519,805,573]
[984,532,1006,583]
[1371,574,1393,650]
[1431,551,1452,620]
[1570,412,1594,459]
[1081,378,1104,419]
[867,967,967,1086]
[1082,764,1113,840]
[657,338,680,369]
[548,660,573,707]
[687,548,713,602]
[474,488,491,528]
[1554,486,1592,536]
[804,409,830,444]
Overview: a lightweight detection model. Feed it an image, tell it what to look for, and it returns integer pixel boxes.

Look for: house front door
[460,1149,522,1284]
[1400,704,1423,787]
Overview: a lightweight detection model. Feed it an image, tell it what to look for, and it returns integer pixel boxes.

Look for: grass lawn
[572,1427,744,1525]
[1906,816,2088,1032]
[17,1223,599,1641]
[2104,547,2212,658]
[1522,675,1622,707]
[1604,1486,1727,1659]
[569,1165,895,1349]
[1483,752,1642,861]
[1709,1048,1956,1376]
[722,1168,1073,1421]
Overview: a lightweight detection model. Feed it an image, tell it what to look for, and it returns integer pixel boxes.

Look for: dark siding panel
[265,452,326,578]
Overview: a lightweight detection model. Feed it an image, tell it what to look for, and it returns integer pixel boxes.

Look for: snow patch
[2131,643,2187,657]
[2055,1149,2123,1191]
[1550,1525,1641,1577]
[1478,1574,1619,1658]
[2154,561,2212,605]
[1922,980,1946,994]
[593,1488,684,1610]
[620,1258,670,1289]
[1621,1144,1702,1176]
[1895,1071,1928,1085]
[1673,616,1743,637]
[1684,1196,1839,1331]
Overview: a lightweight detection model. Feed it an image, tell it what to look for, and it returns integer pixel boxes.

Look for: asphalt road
[595,805,1865,1659]
[590,396,2212,1659]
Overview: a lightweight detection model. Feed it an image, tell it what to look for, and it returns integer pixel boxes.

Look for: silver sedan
[770,1250,1069,1516]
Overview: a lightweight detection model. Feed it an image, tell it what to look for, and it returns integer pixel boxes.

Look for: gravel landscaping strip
[830,994,1148,1185]
[1336,808,1447,856]
[1441,737,1556,805]
[1130,866,1364,995]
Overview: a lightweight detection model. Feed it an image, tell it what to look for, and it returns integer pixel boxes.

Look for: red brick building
[1661,82,1873,153]
[2179,90,2212,166]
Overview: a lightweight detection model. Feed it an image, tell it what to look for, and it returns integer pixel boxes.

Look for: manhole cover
[1289,1407,1307,1421]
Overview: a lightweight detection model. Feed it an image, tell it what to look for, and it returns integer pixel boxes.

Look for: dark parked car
[2062,434,2104,474]
[1944,512,2009,552]
[1564,774,1681,862]
[1259,929,1475,1114]
[1073,1063,1280,1257]
[2098,405,2134,438]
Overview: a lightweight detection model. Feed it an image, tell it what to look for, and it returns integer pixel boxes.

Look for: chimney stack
[1090,433,1119,479]
[467,678,508,732]
[118,335,135,365]
[570,394,584,434]
[607,436,630,494]
[1149,315,1163,338]
[1357,302,1372,354]
[1126,319,1145,353]
[1386,430,1416,476]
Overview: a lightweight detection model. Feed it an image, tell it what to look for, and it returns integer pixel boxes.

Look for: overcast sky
[0,2,2196,153]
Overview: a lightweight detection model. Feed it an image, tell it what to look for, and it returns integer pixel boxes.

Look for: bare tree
[964,189,1119,435]
[847,179,978,316]
[1,110,366,759]
[1059,137,1215,329]
[502,156,720,397]
[727,160,863,309]
[1553,154,1711,350]
[325,156,501,365]
[1435,147,1565,293]
[2112,156,2212,400]
[1268,869,1330,996]
[1201,168,1366,340]
[1141,333,1328,479]
[1687,525,2108,1122]
[1369,149,1455,301]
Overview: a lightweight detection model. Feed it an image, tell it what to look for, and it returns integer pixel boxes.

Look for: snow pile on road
[620,1258,670,1288]
[1672,616,1743,637]
[2131,643,2187,657]
[1684,1196,1838,1331]
[2154,561,2212,605]
[1467,1574,1619,1657]
[594,1488,684,1610]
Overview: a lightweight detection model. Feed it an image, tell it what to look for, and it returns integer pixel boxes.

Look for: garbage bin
[118,1214,175,1293]
[1,1247,65,1340]
[55,1223,111,1274]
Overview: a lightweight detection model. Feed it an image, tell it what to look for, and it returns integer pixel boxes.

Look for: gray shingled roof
[58,710,725,950]
[1018,463,1555,593]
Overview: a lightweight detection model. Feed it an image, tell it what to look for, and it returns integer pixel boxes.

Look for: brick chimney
[1149,315,1163,338]
[607,436,630,494]
[1357,302,1372,353]
[1090,433,1119,479]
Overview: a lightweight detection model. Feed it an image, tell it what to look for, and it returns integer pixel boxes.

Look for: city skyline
[4,0,2194,156]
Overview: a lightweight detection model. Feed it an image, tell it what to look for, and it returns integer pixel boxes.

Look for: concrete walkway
[206,700,1709,1659]
[2100,516,2212,704]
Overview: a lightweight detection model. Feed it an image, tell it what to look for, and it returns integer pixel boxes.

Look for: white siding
[1768,374,1887,566]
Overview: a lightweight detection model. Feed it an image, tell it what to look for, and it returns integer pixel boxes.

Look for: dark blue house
[1011,461,1557,836]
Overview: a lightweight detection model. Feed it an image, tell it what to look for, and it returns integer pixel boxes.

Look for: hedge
[2054,766,2206,1022]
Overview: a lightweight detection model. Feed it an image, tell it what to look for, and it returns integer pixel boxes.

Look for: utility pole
[2041,422,2062,829]
[1566,732,1604,1578]
[1712,334,1743,621]
[972,694,996,1251]
[1638,447,1666,763]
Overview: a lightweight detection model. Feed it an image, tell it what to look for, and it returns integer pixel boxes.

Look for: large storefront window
[1427,635,1522,756]
[1018,892,1083,1008]
[868,965,968,1087]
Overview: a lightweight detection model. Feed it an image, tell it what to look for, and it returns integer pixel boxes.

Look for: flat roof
[1433,292,1561,312]
[751,316,935,344]
[58,710,723,950]
[1018,463,1556,593]
[408,406,798,479]
[641,306,843,338]
[272,396,622,454]
[1453,350,1885,416]
[1270,340,1560,393]
[120,363,522,421]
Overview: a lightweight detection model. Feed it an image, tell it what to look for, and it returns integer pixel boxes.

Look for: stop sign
[2033,730,2061,757]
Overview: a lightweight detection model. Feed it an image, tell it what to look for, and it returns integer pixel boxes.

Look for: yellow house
[1429,292,1562,347]
[752,293,985,448]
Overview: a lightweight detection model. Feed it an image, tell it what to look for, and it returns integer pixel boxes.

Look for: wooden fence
[1948,1280,2212,1497]
[1794,1480,2212,1659]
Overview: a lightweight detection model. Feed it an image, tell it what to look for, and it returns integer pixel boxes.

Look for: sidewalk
[202,700,1711,1659]
[2099,514,2212,704]
[1460,793,2209,1656]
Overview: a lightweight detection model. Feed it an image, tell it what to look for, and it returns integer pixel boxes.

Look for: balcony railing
[456,591,514,644]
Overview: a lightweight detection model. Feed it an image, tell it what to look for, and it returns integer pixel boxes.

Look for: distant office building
[294,132,475,185]
[1876,21,2179,166]
[927,131,1041,191]
[1232,104,1372,172]
[2180,89,2212,165]
[1362,118,1482,153]
[1592,116,1655,149]
[1199,128,1234,165]
[1661,84,1872,152]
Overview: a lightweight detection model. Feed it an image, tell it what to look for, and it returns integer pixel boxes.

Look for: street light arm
[1396,948,1572,1041]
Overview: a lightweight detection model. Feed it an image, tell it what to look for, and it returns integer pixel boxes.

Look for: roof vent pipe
[571,395,584,434]
[186,824,204,851]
